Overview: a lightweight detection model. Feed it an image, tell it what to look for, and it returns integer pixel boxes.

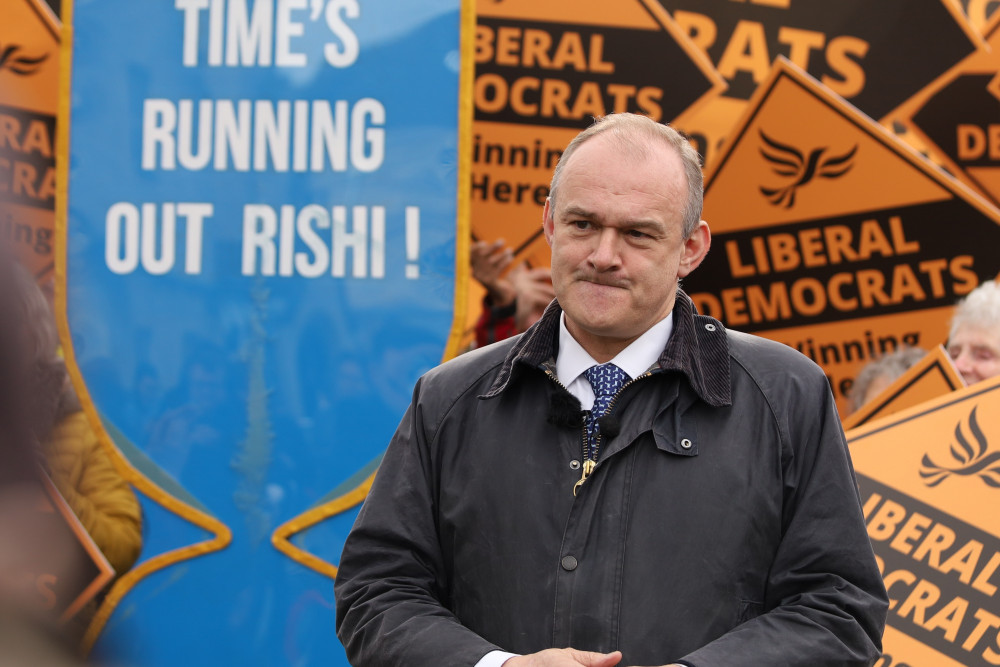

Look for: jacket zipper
[569,370,654,496]
[543,370,591,495]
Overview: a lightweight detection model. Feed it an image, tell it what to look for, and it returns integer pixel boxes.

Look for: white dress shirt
[475,312,674,667]
[556,311,674,409]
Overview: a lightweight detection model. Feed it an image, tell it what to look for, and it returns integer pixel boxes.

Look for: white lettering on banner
[241,203,416,279]
[105,2,430,283]
[105,202,212,275]
[323,0,360,67]
[175,0,360,68]
[141,98,385,172]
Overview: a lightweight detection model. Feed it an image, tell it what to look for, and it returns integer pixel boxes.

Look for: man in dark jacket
[335,113,888,667]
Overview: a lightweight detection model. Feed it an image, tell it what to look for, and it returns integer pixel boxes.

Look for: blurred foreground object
[0,249,96,664]
[12,258,142,578]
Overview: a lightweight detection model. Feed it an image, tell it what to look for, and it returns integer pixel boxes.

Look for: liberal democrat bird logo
[0,43,48,76]
[758,130,857,208]
[920,406,1000,488]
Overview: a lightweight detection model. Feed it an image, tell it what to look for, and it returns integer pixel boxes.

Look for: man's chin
[565,314,632,341]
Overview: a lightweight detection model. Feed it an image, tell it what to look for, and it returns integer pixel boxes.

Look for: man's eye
[626,229,648,239]
[572,220,591,230]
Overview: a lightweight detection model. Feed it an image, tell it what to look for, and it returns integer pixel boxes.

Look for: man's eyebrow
[558,206,664,232]
[560,205,597,220]
[623,219,666,232]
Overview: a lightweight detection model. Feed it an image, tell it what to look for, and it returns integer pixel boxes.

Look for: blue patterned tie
[583,363,630,458]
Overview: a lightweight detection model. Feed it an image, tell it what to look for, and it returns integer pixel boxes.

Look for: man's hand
[504,648,623,666]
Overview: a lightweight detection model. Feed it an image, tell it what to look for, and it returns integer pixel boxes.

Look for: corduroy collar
[482,290,732,407]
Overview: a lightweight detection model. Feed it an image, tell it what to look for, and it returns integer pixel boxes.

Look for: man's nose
[588,229,622,271]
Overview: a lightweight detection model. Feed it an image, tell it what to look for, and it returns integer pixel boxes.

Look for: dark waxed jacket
[335,291,888,667]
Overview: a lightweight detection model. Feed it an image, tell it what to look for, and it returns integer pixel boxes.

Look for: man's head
[549,114,704,238]
[542,114,710,362]
[948,280,1000,385]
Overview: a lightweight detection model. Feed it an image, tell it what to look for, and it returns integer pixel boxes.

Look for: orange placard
[683,59,1000,415]
[656,0,982,168]
[842,345,964,431]
[893,11,1000,209]
[0,0,59,291]
[469,0,724,296]
[850,375,1000,666]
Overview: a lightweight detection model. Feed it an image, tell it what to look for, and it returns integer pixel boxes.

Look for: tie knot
[584,363,630,400]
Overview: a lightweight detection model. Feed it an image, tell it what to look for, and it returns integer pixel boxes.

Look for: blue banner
[60,1,469,663]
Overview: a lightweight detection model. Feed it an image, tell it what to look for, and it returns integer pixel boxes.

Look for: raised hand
[470,239,516,306]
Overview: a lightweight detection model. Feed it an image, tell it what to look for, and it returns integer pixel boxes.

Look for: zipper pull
[573,459,596,496]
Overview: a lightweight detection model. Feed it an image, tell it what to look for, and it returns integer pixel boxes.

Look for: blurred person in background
[848,346,927,414]
[947,280,1000,386]
[470,238,555,348]
[0,248,91,665]
[11,260,143,580]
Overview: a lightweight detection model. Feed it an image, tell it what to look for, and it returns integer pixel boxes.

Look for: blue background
[67,1,463,663]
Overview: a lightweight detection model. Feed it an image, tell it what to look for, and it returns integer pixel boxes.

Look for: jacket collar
[482,290,732,407]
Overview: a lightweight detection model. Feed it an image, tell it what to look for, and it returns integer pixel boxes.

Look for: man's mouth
[578,275,627,289]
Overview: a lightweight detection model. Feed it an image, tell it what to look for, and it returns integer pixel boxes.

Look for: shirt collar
[556,312,674,386]
[481,291,732,408]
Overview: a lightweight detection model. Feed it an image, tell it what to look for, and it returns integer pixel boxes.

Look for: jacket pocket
[651,430,699,456]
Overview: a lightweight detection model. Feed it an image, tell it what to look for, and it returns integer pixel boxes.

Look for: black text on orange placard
[658,0,977,117]
[688,202,1000,332]
[911,72,1000,203]
[914,74,1000,167]
[474,17,714,128]
[862,474,1000,665]
[0,103,56,211]
[469,132,562,208]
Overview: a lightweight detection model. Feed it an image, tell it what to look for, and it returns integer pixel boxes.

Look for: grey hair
[850,346,927,413]
[950,280,1000,341]
[548,113,704,238]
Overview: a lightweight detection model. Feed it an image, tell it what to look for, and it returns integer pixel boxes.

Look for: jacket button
[704,323,716,332]
[561,555,578,571]
[680,438,693,449]
[570,460,581,470]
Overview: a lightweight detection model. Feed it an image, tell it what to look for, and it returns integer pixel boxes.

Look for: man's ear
[542,198,555,246]
[678,221,711,278]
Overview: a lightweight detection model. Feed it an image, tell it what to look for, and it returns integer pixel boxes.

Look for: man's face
[542,134,709,360]
[948,325,1000,385]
